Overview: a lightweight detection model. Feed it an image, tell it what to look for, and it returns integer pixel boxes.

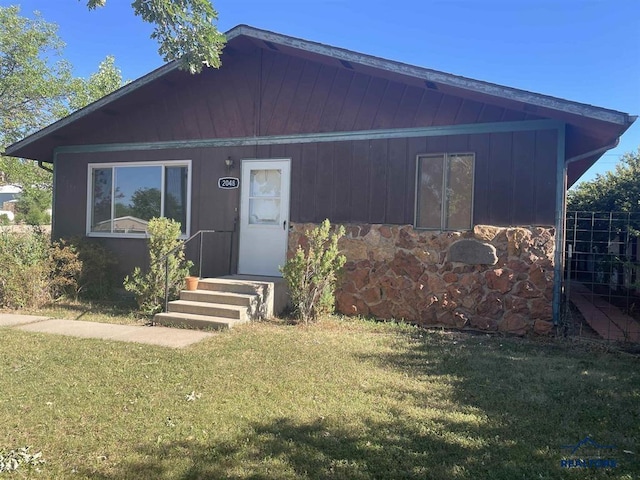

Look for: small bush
[0,213,11,226]
[72,237,117,300]
[280,219,346,323]
[15,186,51,225]
[49,239,83,300]
[0,228,52,308]
[123,217,192,315]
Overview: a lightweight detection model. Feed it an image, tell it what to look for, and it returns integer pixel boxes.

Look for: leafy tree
[0,6,71,147]
[0,6,125,223]
[66,55,125,112]
[0,6,71,190]
[15,185,51,225]
[86,0,225,73]
[568,148,640,212]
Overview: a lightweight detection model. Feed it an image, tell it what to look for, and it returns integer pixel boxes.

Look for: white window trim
[414,152,475,231]
[86,160,192,239]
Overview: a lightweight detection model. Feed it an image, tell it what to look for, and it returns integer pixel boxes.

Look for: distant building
[0,185,21,210]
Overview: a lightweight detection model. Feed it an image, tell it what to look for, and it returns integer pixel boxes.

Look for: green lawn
[1,316,638,479]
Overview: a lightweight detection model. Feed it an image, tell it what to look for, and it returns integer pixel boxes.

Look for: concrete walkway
[0,314,215,348]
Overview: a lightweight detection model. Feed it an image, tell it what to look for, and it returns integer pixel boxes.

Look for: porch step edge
[167,300,248,320]
[180,290,257,306]
[153,312,247,330]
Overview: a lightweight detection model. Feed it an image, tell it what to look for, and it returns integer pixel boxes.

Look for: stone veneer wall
[288,223,556,335]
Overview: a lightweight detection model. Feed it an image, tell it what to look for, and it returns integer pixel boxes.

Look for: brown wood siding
[53,128,557,277]
[54,46,561,150]
[287,130,557,227]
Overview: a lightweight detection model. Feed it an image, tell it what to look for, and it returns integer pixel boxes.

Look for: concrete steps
[153,276,287,330]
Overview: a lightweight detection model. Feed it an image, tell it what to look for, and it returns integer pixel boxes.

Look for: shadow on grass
[80,414,518,479]
[80,331,639,479]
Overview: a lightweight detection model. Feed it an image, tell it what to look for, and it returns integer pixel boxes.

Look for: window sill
[86,232,189,240]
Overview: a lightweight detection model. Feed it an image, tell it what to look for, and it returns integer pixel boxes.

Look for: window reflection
[90,163,188,235]
[416,153,474,230]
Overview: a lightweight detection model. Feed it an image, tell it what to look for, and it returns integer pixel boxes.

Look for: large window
[415,153,474,230]
[87,161,191,236]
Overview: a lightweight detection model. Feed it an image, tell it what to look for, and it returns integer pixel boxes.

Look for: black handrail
[161,229,234,312]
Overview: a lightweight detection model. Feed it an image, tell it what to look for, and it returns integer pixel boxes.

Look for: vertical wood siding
[62,48,547,145]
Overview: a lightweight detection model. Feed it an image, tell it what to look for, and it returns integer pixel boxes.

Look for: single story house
[6,25,636,334]
[0,185,22,210]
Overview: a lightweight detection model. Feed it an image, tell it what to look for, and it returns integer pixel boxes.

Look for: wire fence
[563,211,640,344]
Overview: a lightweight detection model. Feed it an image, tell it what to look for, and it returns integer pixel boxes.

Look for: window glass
[416,155,444,229]
[91,168,112,232]
[250,169,281,197]
[445,154,474,230]
[165,166,188,233]
[89,162,189,236]
[416,153,474,230]
[114,166,161,233]
[249,169,281,225]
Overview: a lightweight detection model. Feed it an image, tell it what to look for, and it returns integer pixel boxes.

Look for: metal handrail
[161,229,234,312]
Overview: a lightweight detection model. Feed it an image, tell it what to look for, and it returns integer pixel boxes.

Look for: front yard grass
[1,316,638,479]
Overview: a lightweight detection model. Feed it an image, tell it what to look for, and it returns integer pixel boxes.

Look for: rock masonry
[288,223,556,335]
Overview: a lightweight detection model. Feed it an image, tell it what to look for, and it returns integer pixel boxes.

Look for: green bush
[15,186,51,225]
[0,230,119,308]
[49,239,83,300]
[0,228,52,308]
[71,237,117,300]
[280,219,346,323]
[123,217,192,315]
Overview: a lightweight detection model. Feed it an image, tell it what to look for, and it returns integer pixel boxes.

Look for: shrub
[49,239,83,300]
[0,228,52,308]
[280,219,346,323]
[15,186,51,225]
[72,237,117,300]
[123,217,192,315]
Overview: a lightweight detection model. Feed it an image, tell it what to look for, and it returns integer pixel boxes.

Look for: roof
[0,185,22,194]
[5,25,636,184]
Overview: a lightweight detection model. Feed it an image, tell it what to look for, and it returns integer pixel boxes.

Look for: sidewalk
[0,314,215,348]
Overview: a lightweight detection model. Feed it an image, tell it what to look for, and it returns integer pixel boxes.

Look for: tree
[0,6,125,223]
[567,148,640,213]
[0,6,71,148]
[86,0,225,74]
[66,55,125,113]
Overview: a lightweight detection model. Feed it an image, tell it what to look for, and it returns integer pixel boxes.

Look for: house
[5,25,636,334]
[0,185,21,210]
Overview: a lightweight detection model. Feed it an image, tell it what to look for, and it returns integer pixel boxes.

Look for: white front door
[238,159,291,276]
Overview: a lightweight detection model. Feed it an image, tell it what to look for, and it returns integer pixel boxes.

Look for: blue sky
[11,0,640,185]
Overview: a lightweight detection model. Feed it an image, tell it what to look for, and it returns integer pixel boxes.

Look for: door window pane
[248,168,281,225]
[250,169,281,197]
[249,198,281,225]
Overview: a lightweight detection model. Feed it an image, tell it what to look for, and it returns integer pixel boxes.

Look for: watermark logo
[560,436,617,469]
